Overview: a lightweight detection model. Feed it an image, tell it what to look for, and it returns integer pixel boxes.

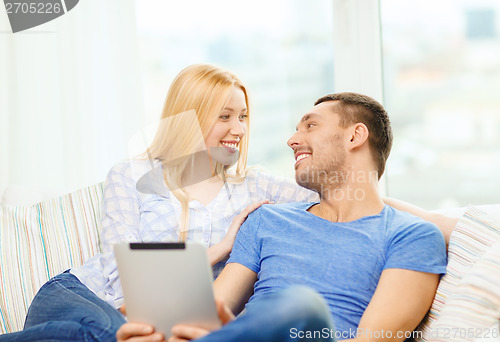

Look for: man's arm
[213,263,258,315]
[342,268,439,342]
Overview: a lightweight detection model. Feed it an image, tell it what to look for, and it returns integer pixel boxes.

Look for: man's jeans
[0,271,126,341]
[195,286,337,342]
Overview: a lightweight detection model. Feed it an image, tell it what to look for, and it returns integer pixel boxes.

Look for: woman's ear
[348,123,369,150]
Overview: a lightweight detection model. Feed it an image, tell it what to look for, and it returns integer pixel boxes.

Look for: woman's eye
[220,115,230,120]
[239,114,248,121]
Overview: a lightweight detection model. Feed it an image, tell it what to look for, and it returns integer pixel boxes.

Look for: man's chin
[295,171,315,192]
[296,166,330,194]
[297,182,320,193]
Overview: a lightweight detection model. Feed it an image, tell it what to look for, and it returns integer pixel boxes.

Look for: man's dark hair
[315,92,393,179]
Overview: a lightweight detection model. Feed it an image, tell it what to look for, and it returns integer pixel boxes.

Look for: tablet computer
[114,242,221,337]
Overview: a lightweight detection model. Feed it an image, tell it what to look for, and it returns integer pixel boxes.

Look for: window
[134,0,334,178]
[382,0,500,208]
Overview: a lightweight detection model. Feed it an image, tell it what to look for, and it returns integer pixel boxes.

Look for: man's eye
[307,123,315,128]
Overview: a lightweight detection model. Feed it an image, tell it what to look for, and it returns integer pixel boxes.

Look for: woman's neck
[180,150,216,187]
[180,151,225,206]
[183,175,224,206]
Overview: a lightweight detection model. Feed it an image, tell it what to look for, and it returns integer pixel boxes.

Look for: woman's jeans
[195,286,337,342]
[0,271,126,342]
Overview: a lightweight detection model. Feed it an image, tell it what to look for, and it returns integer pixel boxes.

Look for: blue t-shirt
[227,202,447,336]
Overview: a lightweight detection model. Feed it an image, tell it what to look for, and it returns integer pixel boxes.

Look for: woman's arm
[384,197,457,245]
[100,162,142,253]
[97,162,143,308]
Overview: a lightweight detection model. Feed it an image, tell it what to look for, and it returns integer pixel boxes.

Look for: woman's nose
[230,118,245,137]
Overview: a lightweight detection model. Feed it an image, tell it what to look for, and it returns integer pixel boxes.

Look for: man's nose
[287,131,301,149]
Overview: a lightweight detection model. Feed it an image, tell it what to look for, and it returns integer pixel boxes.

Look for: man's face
[287,101,347,193]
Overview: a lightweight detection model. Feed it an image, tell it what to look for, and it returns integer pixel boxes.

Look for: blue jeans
[0,271,125,342]
[195,286,336,342]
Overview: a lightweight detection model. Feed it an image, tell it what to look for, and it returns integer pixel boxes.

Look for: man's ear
[347,123,369,150]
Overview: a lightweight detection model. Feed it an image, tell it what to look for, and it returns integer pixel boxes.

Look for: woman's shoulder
[103,159,167,201]
[106,159,159,182]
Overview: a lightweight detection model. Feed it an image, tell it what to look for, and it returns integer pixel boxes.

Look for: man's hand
[168,300,235,342]
[116,322,165,342]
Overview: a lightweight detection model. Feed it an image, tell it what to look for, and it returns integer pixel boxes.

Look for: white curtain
[0,0,144,197]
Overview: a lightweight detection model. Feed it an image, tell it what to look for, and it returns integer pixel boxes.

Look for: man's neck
[309,180,384,223]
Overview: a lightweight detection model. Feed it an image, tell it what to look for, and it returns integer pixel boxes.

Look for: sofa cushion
[431,240,500,341]
[0,183,104,334]
[417,206,500,341]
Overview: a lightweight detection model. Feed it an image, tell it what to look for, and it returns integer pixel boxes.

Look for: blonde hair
[147,64,250,241]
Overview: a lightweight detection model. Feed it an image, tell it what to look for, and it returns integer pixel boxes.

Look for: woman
[0,64,316,341]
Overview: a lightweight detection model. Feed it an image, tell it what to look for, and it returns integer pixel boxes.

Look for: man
[117,92,447,342]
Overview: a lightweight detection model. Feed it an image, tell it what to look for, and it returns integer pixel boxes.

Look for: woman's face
[204,87,248,165]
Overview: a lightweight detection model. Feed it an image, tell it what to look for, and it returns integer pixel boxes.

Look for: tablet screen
[114,242,221,336]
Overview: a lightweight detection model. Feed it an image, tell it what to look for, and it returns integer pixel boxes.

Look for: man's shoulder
[384,205,444,240]
[239,202,318,242]
[257,201,316,215]
[386,205,438,227]
[243,202,316,228]
[382,206,447,274]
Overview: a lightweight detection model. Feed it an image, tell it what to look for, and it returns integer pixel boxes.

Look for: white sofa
[0,184,499,340]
